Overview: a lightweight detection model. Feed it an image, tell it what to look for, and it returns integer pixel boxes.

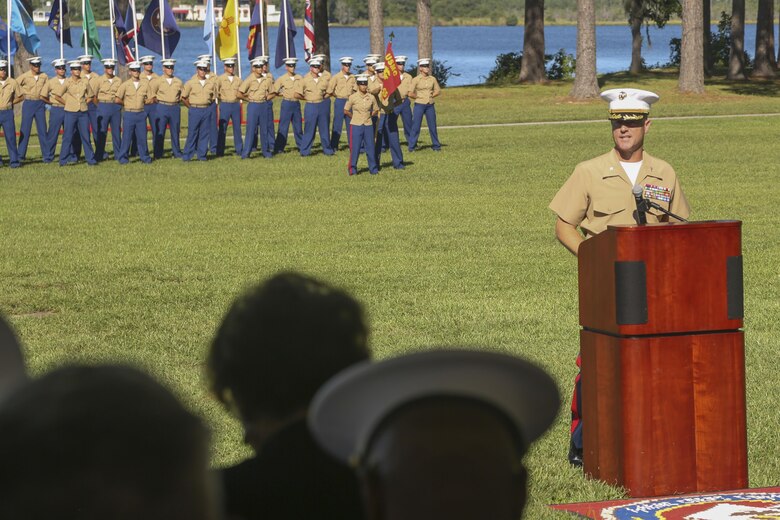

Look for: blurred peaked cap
[257,55,270,62]
[339,56,353,64]
[140,55,155,63]
[161,59,176,66]
[26,57,42,64]
[308,348,561,465]
[250,57,264,67]
[0,60,7,68]
[312,53,326,59]
[101,58,118,66]
[373,62,385,71]
[395,55,408,63]
[363,57,378,65]
[355,74,369,83]
[127,61,141,70]
[197,54,212,61]
[51,58,66,67]
[68,60,82,69]
[601,88,659,119]
[417,58,431,66]
[0,313,27,405]
[78,54,93,62]
[223,57,236,65]
[309,59,322,67]
[284,57,298,65]
[194,60,210,68]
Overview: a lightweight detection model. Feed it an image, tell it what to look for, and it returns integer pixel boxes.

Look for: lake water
[33,23,758,86]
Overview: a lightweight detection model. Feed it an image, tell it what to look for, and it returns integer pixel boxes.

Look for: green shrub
[506,14,518,26]
[407,60,460,87]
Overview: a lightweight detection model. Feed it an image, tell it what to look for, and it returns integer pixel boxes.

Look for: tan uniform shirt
[84,72,101,102]
[327,71,356,99]
[318,69,332,85]
[182,78,216,106]
[397,73,412,99]
[345,91,378,126]
[410,75,441,104]
[217,73,241,102]
[154,76,184,104]
[549,150,691,238]
[297,72,327,102]
[62,77,94,112]
[367,74,381,96]
[116,80,150,111]
[44,77,68,108]
[18,71,49,101]
[238,74,273,103]
[274,74,302,101]
[0,78,22,110]
[96,75,121,103]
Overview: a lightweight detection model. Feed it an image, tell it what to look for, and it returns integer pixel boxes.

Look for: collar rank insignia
[642,183,671,203]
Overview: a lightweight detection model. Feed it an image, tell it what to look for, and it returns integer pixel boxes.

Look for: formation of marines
[0,52,443,174]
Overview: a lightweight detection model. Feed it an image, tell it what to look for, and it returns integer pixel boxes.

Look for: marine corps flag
[380,41,402,100]
[216,0,238,60]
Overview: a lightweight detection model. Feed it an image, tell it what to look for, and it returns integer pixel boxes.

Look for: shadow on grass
[598,68,780,97]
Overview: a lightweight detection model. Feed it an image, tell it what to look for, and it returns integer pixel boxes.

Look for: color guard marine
[181,59,217,161]
[116,61,153,164]
[344,74,379,175]
[237,56,275,159]
[41,58,69,163]
[94,58,121,162]
[79,55,100,148]
[55,60,96,166]
[372,62,404,171]
[216,57,242,157]
[0,59,23,168]
[17,56,48,162]
[195,54,219,155]
[140,55,159,148]
[408,58,441,152]
[259,57,276,158]
[273,57,303,154]
[153,58,184,159]
[328,56,356,151]
[296,57,333,156]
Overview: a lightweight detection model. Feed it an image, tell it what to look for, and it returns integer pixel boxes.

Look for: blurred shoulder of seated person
[208,271,371,520]
[0,364,216,520]
[309,348,561,520]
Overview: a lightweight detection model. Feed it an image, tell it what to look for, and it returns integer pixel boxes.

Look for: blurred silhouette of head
[0,365,215,520]
[0,313,26,404]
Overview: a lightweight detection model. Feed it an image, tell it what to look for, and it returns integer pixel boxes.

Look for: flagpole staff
[282,0,288,58]
[131,0,139,61]
[234,0,241,77]
[160,0,165,59]
[7,0,11,68]
[81,0,87,55]
[210,0,216,75]
[258,0,264,56]
[109,0,116,60]
[58,0,64,58]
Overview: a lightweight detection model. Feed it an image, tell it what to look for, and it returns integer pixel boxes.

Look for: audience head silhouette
[309,348,561,520]
[0,365,215,520]
[0,313,27,404]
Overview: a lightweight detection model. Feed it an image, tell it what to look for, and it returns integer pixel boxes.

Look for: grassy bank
[1,75,779,518]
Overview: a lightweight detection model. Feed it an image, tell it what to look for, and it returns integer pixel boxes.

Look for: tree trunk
[753,0,776,77]
[417,0,433,59]
[703,0,712,76]
[570,0,599,99]
[728,0,746,79]
[313,0,331,71]
[518,0,545,83]
[368,0,384,55]
[768,0,776,68]
[679,0,705,94]
[629,7,643,75]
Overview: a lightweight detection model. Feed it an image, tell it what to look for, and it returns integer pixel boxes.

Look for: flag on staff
[380,41,402,100]
[138,0,181,56]
[113,3,136,64]
[203,0,214,56]
[216,0,238,60]
[247,0,266,60]
[273,0,296,67]
[0,17,18,57]
[303,0,314,62]
[10,0,40,54]
[80,0,101,59]
[47,0,72,48]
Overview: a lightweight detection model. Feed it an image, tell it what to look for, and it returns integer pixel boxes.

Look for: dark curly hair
[208,272,370,421]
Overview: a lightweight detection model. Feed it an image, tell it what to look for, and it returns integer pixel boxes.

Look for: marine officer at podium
[548,88,691,467]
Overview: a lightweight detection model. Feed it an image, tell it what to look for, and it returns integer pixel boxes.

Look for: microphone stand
[637,198,689,223]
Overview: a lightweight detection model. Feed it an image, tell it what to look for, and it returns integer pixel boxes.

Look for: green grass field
[2,75,779,518]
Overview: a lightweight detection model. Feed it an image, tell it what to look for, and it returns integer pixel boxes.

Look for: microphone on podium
[632,184,648,225]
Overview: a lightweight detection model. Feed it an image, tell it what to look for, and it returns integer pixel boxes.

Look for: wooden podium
[578,221,747,497]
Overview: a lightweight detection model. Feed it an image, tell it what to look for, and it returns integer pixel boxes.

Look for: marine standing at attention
[17,56,48,162]
[259,57,276,158]
[115,61,153,165]
[394,55,413,143]
[327,56,356,151]
[273,57,303,153]
[296,58,333,157]
[216,57,242,157]
[54,60,96,166]
[153,58,184,159]
[408,58,441,152]
[0,59,23,168]
[237,56,275,159]
[94,58,122,162]
[549,88,691,467]
[181,59,217,162]
[372,62,404,171]
[79,55,99,148]
[41,58,69,163]
[345,74,379,175]
[311,53,332,135]
[139,56,159,149]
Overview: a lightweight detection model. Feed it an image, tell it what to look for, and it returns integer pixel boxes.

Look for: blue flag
[0,17,18,58]
[274,0,297,69]
[47,0,72,48]
[10,0,40,54]
[203,0,214,56]
[137,0,181,57]
[114,3,136,65]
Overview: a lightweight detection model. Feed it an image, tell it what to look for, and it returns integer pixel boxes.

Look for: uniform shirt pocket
[592,197,627,216]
